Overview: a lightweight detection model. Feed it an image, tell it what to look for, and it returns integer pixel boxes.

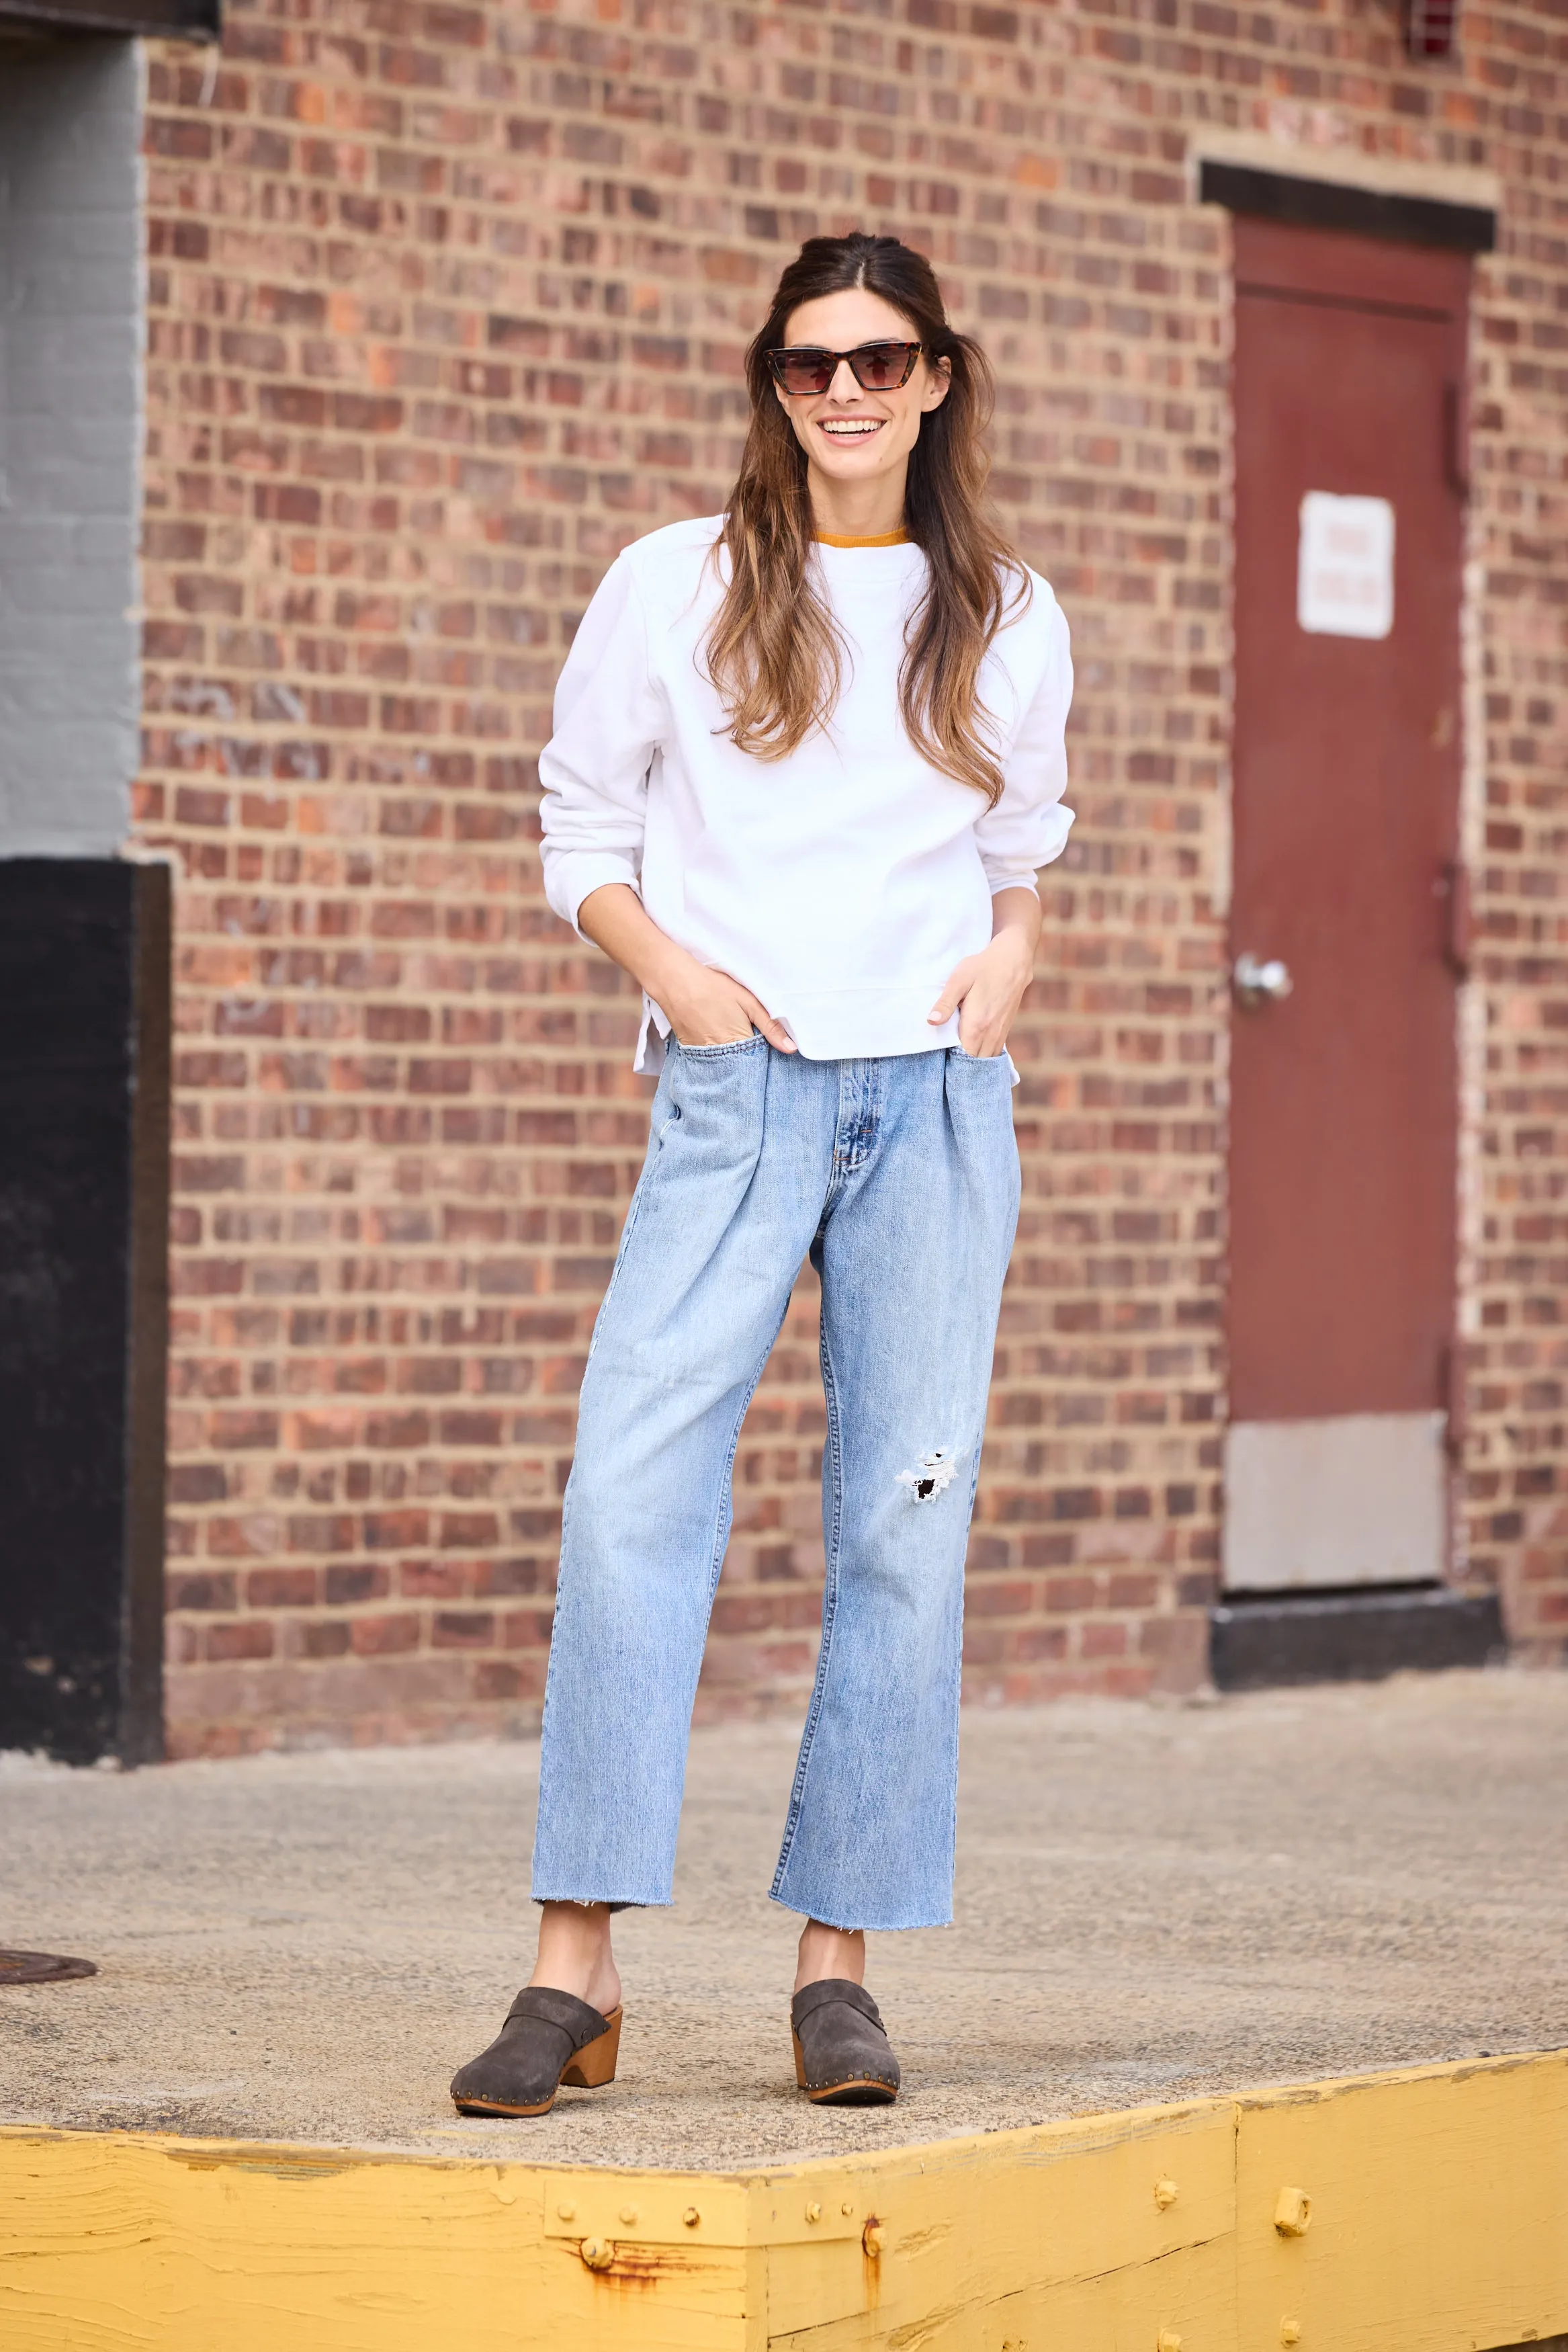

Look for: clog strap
[503,1986,610,2050]
[791,1976,883,2031]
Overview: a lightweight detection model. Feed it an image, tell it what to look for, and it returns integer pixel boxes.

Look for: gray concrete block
[0,38,141,858]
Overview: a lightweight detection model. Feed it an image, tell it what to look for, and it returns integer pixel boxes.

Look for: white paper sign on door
[1297,491,1395,639]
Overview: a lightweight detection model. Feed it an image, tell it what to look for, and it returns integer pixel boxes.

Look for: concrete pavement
[3,1668,1566,2170]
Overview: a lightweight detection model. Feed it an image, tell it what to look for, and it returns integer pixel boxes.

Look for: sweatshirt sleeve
[537,552,666,939]
[973,584,1075,895]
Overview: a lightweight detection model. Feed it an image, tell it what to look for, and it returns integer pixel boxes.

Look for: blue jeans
[530,1039,1020,1931]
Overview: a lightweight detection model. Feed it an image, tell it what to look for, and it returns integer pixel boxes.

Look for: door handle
[1233,952,1293,1009]
[1442,861,1473,976]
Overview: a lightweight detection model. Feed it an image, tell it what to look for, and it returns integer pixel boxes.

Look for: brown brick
[245,1568,318,1609]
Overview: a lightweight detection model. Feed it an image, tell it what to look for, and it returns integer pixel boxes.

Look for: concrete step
[1211,1584,1506,1690]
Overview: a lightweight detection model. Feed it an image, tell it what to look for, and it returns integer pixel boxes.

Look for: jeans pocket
[672,1032,767,1060]
[949,1043,1020,1085]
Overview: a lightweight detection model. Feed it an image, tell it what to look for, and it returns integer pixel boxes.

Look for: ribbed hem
[634,989,1020,1081]
[760,983,959,1062]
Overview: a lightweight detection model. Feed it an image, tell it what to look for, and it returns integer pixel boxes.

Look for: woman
[450,231,1073,2117]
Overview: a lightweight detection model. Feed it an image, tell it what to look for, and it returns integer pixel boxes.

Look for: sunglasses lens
[769,341,919,393]
[774,350,834,394]
[853,342,914,389]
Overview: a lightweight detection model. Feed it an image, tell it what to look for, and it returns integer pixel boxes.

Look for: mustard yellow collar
[813,528,911,549]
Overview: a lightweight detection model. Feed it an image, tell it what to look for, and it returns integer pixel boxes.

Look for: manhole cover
[0,1950,97,1986]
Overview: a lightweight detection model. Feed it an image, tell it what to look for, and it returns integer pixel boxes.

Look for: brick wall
[1465,69,1568,1663]
[136,0,1567,1755]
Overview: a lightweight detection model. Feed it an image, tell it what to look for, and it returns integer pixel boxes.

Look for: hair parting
[705,232,1028,804]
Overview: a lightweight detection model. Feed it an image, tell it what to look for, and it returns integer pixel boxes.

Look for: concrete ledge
[3,2050,1565,2349]
[0,0,219,38]
[1211,1587,1506,1691]
[5,1683,1565,2173]
[1199,158,1496,251]
[1188,127,1503,216]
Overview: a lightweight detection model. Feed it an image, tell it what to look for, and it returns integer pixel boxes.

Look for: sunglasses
[765,339,923,397]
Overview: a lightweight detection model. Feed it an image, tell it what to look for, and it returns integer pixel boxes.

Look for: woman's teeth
[820,419,883,437]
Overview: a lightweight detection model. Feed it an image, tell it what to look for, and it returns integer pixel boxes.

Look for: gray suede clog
[450,1986,622,2117]
[790,1978,900,2105]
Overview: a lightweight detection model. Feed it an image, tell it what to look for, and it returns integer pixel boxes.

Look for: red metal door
[1226,219,1469,1591]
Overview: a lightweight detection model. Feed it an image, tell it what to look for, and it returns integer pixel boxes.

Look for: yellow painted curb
[2,2050,1565,2349]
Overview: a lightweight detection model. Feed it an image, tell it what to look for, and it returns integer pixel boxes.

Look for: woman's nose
[827,357,862,401]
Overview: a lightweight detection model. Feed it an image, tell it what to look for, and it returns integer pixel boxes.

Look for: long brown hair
[706,233,1026,804]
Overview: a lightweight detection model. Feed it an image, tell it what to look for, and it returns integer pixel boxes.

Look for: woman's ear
[922,354,953,412]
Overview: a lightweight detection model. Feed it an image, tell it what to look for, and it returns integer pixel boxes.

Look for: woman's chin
[809,441,900,480]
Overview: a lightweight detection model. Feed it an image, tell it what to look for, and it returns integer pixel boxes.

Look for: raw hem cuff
[768,1888,954,1933]
[531,1894,666,1915]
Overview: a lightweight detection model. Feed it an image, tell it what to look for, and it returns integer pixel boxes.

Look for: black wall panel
[0,859,169,1761]
[0,0,219,40]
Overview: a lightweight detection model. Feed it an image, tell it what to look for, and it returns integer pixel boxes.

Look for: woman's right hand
[576,884,797,1053]
[663,959,797,1051]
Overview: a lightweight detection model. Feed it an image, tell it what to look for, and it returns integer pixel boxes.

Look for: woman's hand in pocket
[929,886,1041,1056]
[574,889,796,1053]
[663,958,796,1051]
[928,917,1036,1057]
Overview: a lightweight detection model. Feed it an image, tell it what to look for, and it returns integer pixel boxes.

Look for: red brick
[350,1613,423,1656]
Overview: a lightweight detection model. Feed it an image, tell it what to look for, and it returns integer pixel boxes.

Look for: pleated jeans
[530,1035,1020,1931]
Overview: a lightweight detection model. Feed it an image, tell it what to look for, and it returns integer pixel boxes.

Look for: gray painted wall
[0,39,142,855]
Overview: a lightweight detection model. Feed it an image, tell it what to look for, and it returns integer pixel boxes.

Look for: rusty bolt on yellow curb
[578,2237,615,2272]
[862,2219,885,2258]
[1274,2186,1312,2236]
[1153,2177,1179,2210]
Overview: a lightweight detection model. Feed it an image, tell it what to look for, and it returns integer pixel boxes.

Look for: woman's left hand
[928,919,1036,1058]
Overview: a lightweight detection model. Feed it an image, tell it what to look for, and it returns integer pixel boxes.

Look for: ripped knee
[896,1445,961,1503]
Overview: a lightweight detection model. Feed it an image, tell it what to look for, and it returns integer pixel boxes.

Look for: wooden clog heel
[561,2004,621,2088]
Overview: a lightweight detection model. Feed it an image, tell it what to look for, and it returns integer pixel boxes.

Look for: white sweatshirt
[538,515,1074,1070]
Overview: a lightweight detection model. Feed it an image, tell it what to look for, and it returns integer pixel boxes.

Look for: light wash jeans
[530,1038,1020,1931]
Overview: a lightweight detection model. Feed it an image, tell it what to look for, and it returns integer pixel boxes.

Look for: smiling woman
[709,238,1019,806]
[448,233,1075,2127]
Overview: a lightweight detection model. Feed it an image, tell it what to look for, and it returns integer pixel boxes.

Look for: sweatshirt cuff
[982,863,1041,897]
[979,806,1075,896]
[546,851,642,942]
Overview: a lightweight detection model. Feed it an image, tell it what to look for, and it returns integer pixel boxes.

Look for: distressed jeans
[530,1038,1020,1931]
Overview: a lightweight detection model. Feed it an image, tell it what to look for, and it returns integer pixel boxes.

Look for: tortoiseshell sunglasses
[765,340,923,396]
